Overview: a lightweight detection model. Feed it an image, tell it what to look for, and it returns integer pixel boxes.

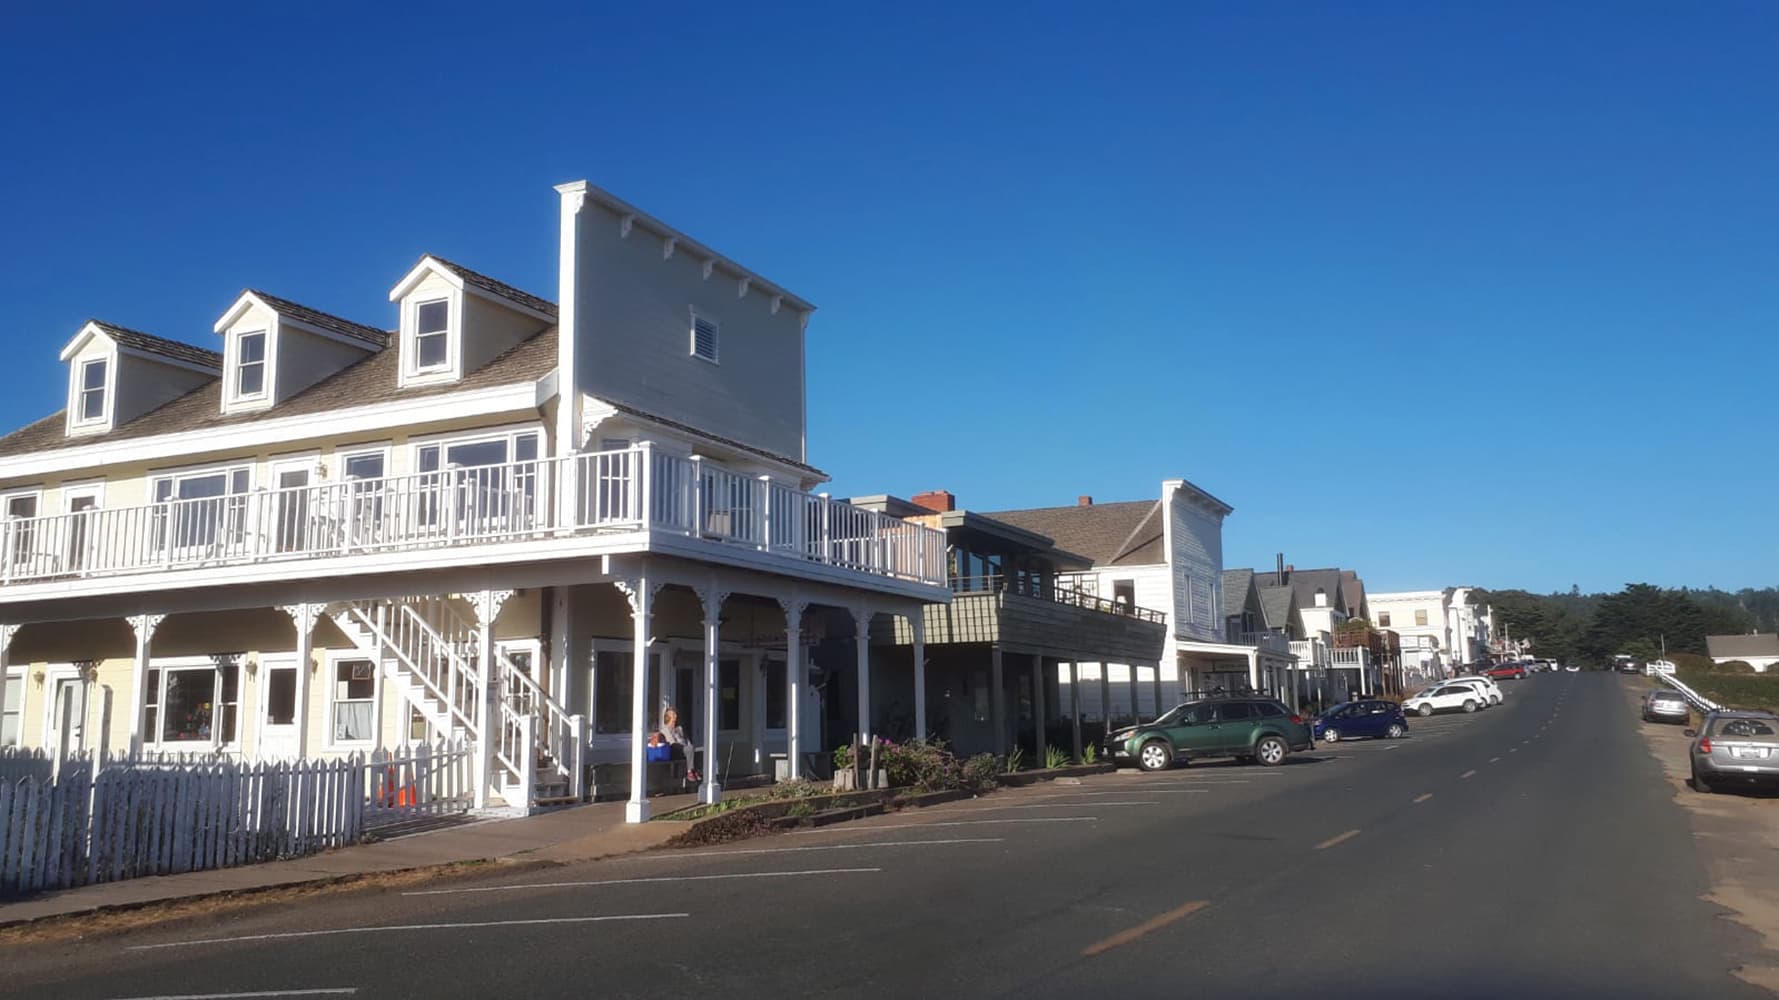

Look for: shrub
[880,738,963,791]
[1044,745,1071,769]
[1082,744,1098,765]
[1717,660,1756,675]
[1003,746,1024,773]
[833,743,855,771]
[961,753,1001,791]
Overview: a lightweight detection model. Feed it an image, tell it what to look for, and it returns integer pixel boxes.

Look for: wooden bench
[588,755,700,801]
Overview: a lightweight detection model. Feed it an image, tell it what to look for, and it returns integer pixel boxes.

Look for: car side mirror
[1683,729,1697,738]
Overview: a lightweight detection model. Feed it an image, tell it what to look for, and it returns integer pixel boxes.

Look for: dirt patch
[1626,682,1779,992]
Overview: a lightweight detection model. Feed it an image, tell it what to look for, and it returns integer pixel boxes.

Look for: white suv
[1447,675,1504,706]
[1405,683,1487,716]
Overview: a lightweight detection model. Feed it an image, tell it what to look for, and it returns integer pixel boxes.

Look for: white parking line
[792,818,1095,834]
[127,914,687,951]
[108,992,358,1000]
[402,868,882,896]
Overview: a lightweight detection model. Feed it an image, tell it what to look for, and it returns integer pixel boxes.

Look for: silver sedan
[1642,689,1689,724]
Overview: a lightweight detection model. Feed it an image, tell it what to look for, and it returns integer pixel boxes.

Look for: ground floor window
[264,667,297,726]
[593,649,660,735]
[1,670,21,746]
[146,658,242,746]
[331,658,376,743]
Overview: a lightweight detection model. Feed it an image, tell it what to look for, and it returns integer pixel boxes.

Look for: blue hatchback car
[1312,700,1409,743]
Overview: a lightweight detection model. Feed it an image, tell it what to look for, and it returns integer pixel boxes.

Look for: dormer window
[415,299,451,371]
[235,331,267,399]
[76,359,109,425]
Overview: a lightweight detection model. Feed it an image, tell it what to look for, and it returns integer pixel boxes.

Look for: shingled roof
[984,500,1164,567]
[1222,568,1254,619]
[91,321,221,371]
[429,256,558,319]
[247,291,389,347]
[0,327,558,458]
[1706,634,1779,660]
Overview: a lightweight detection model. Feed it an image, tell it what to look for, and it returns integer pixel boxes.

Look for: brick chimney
[911,490,955,514]
[1077,495,1093,507]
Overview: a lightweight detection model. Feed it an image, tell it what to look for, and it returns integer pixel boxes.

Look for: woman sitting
[658,706,699,783]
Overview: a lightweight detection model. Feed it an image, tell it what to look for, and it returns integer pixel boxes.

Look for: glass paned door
[272,464,312,554]
[64,493,98,571]
[46,677,87,753]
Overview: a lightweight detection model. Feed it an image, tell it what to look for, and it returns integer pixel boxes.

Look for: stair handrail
[341,600,478,736]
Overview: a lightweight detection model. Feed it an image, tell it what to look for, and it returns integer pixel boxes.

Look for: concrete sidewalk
[0,792,700,926]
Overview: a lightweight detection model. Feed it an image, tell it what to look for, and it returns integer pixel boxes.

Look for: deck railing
[1238,630,1293,654]
[950,575,1168,625]
[0,446,948,589]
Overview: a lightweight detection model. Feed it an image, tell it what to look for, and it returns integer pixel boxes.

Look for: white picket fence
[0,740,474,898]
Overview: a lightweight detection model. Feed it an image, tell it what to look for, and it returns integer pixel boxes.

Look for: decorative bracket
[275,604,321,638]
[662,237,677,261]
[130,613,167,644]
[851,607,875,633]
[619,214,635,239]
[692,584,732,628]
[0,623,17,662]
[778,596,809,632]
[737,276,751,300]
[615,578,665,619]
[770,294,782,316]
[467,589,517,627]
[701,259,715,281]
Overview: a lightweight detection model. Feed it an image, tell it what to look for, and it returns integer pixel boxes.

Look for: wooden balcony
[886,575,1168,662]
[0,445,948,606]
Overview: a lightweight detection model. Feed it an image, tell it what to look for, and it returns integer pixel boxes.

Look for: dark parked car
[1313,700,1409,743]
[1104,697,1313,771]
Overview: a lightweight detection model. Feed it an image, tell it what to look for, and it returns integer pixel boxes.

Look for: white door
[45,676,87,753]
[258,656,300,759]
[63,487,102,572]
[269,459,315,554]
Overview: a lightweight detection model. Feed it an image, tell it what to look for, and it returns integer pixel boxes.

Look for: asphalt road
[6,672,1772,999]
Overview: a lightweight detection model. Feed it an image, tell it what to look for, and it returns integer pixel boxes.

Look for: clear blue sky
[1,3,1774,595]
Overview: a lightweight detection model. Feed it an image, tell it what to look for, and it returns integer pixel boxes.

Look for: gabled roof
[389,255,558,321]
[240,290,389,348]
[1259,586,1298,632]
[1706,634,1779,660]
[984,499,1164,567]
[63,320,222,372]
[1222,568,1256,619]
[0,328,557,459]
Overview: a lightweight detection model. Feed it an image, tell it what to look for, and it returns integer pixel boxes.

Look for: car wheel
[1386,723,1405,739]
[1322,728,1340,744]
[1463,700,1478,713]
[1137,740,1172,772]
[1692,764,1714,794]
[1255,735,1287,766]
[1417,704,1433,717]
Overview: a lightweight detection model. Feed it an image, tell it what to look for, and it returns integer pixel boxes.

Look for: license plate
[1732,747,1768,760]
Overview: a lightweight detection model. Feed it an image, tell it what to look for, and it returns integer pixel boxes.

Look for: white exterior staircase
[330,596,585,811]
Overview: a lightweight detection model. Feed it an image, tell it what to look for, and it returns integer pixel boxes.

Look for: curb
[995,763,1115,787]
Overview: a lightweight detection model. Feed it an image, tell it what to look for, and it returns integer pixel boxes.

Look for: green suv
[1103,697,1314,770]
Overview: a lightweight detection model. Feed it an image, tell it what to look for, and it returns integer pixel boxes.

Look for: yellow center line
[1315,829,1362,850]
[1081,900,1210,956]
[1413,793,1433,803]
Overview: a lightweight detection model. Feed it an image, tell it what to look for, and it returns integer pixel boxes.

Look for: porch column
[0,625,17,749]
[696,585,728,805]
[468,590,514,811]
[910,612,927,742]
[779,597,806,780]
[1098,663,1112,728]
[1247,650,1260,693]
[1151,664,1161,713]
[1128,664,1140,722]
[127,614,165,755]
[619,575,659,823]
[1030,655,1046,763]
[853,608,873,745]
[990,644,1007,756]
[1068,660,1082,762]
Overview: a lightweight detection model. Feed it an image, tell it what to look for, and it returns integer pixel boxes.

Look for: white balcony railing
[1238,630,1292,655]
[0,445,948,591]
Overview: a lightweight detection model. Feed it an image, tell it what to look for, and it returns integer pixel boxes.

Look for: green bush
[879,738,963,791]
[1044,745,1071,769]
[1716,660,1756,675]
[961,753,1001,791]
[1677,666,1779,713]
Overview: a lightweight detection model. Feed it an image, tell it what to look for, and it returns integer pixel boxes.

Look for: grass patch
[1676,667,1779,714]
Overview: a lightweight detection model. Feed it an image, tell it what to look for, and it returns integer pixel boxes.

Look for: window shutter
[692,316,719,361]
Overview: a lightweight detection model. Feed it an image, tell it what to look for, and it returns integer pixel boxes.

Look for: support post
[1069,660,1083,763]
[910,611,927,742]
[779,597,807,780]
[1098,663,1112,728]
[698,585,728,805]
[1128,664,1140,722]
[127,614,165,755]
[853,608,873,746]
[1030,654,1046,764]
[619,574,658,823]
[95,685,113,761]
[1152,663,1162,713]
[1247,650,1260,693]
[990,644,1007,756]
[471,590,501,809]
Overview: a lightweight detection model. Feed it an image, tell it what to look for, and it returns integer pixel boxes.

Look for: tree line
[1470,584,1777,667]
